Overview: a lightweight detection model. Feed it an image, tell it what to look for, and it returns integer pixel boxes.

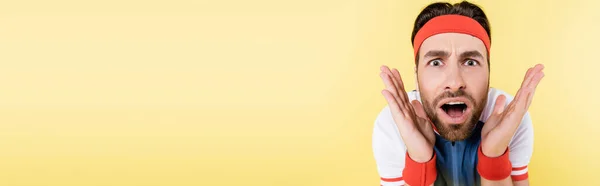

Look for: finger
[411,100,428,119]
[513,64,543,109]
[528,70,545,92]
[517,65,545,111]
[492,95,507,115]
[392,68,410,103]
[381,66,400,90]
[382,66,408,104]
[520,67,533,89]
[391,68,404,91]
[482,94,510,134]
[523,70,545,110]
[382,89,406,117]
[525,64,545,88]
[508,88,529,117]
[514,67,533,101]
[510,67,532,105]
[380,72,403,105]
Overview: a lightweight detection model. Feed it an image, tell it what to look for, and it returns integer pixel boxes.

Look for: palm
[379,66,435,162]
[481,64,545,157]
[410,108,436,148]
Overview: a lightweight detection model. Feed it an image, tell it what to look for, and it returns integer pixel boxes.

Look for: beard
[421,89,487,141]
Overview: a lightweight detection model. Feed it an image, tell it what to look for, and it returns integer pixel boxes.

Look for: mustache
[432,90,476,106]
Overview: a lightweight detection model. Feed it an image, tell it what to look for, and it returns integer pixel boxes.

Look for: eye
[464,59,479,66]
[428,59,443,67]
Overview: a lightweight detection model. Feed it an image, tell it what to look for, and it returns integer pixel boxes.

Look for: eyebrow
[459,50,484,60]
[423,50,485,60]
[423,50,449,59]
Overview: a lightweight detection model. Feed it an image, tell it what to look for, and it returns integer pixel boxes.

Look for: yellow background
[0,0,597,185]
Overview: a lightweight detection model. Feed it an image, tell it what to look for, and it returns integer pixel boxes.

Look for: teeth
[447,101,465,105]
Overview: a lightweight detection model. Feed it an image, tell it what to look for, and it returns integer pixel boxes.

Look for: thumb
[411,100,428,119]
[493,95,507,115]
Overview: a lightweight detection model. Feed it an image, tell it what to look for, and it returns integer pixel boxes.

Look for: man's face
[416,33,490,141]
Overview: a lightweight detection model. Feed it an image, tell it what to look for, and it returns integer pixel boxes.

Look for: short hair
[411,1,491,66]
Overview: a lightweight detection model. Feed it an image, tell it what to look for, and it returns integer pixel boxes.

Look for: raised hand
[481,64,545,157]
[380,65,436,162]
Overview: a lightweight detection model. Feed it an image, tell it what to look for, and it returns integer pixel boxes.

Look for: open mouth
[437,99,472,124]
[441,102,467,117]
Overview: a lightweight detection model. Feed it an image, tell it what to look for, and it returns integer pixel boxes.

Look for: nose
[444,66,466,91]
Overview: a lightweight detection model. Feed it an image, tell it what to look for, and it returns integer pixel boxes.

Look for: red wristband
[403,152,437,186]
[477,145,512,180]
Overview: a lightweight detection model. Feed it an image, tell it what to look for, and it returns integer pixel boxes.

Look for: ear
[414,66,419,91]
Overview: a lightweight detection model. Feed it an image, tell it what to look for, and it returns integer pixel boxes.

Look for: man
[372,1,544,186]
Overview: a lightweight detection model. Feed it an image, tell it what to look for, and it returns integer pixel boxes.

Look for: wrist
[403,152,437,186]
[481,144,506,158]
[407,150,434,163]
[477,145,512,180]
[402,134,434,163]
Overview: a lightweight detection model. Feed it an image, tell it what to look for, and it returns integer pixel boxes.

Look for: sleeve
[372,106,407,185]
[489,89,534,181]
[508,111,533,181]
[372,91,420,185]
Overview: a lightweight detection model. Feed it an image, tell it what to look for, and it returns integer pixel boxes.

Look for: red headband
[413,14,491,58]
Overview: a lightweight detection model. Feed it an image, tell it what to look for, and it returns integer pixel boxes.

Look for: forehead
[419,33,487,58]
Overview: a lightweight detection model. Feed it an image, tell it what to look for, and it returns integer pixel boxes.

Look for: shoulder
[372,92,417,184]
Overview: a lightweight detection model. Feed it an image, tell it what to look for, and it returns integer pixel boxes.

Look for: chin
[433,112,480,141]
[437,123,474,141]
